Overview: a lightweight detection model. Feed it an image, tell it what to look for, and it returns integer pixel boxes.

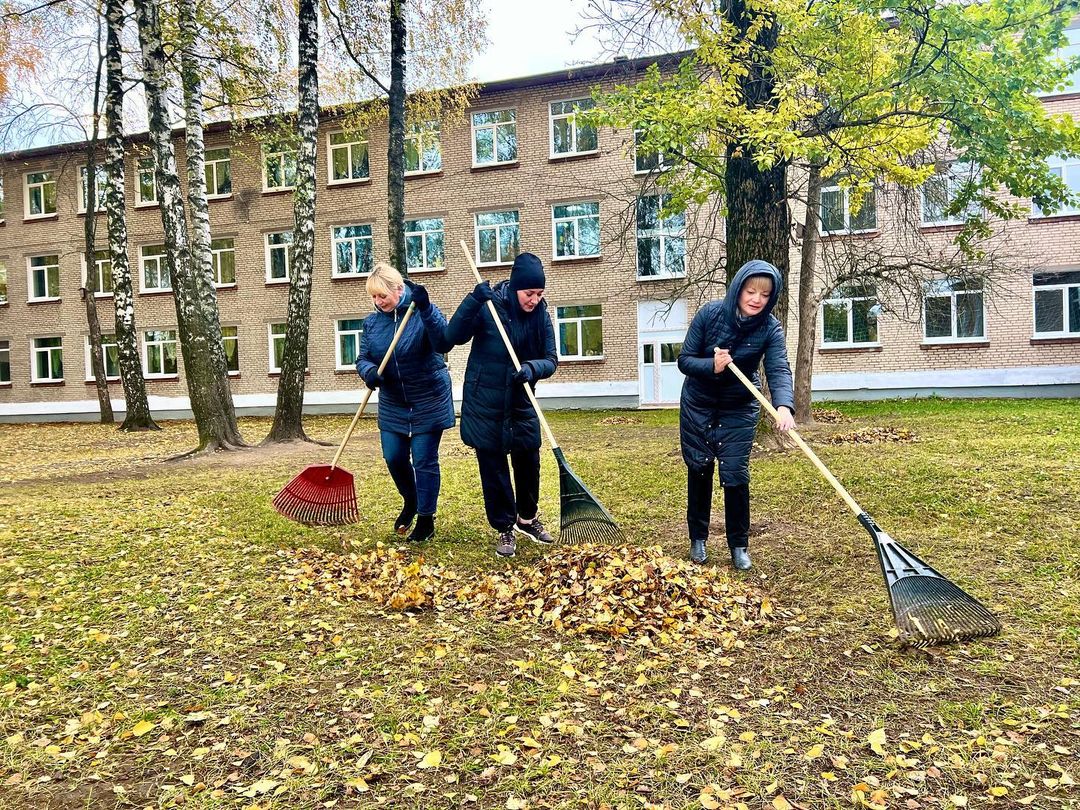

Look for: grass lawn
[0,399,1077,810]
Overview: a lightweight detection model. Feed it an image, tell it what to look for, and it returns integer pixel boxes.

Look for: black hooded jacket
[677,260,795,484]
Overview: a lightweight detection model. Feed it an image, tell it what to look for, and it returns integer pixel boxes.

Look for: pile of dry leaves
[279,544,770,649]
[819,426,917,445]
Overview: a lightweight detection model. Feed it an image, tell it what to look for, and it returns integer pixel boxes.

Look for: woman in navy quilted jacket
[356,263,454,543]
[678,259,796,571]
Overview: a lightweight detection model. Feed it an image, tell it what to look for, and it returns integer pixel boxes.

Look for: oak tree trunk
[387,0,407,275]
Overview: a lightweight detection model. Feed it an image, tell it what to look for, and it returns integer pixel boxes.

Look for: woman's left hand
[775,406,795,433]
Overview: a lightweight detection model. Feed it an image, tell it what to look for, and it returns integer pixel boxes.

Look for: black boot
[730,546,752,571]
[407,514,435,543]
[690,538,707,565]
[394,499,417,535]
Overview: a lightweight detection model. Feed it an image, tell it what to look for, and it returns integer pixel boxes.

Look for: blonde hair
[366,263,404,297]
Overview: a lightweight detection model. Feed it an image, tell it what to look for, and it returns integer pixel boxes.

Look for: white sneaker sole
[513,524,553,545]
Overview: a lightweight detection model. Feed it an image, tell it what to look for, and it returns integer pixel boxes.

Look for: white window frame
[268,322,287,373]
[220,325,240,376]
[635,195,686,280]
[81,250,114,297]
[549,97,598,159]
[265,231,293,284]
[1032,154,1080,218]
[921,162,980,227]
[1038,26,1080,98]
[474,210,520,267]
[262,145,298,192]
[334,317,365,370]
[135,157,157,206]
[554,303,604,361]
[27,254,61,302]
[922,279,987,344]
[820,184,877,234]
[1032,271,1080,338]
[552,201,601,261]
[78,165,108,214]
[210,237,236,287]
[819,285,881,348]
[204,147,232,199]
[0,339,10,385]
[633,129,669,174]
[404,217,445,274]
[31,336,64,383]
[326,131,370,184]
[140,245,170,293]
[331,224,374,278]
[471,108,518,167]
[405,121,442,176]
[0,262,7,305]
[84,333,120,381]
[142,329,179,378]
[24,170,57,219]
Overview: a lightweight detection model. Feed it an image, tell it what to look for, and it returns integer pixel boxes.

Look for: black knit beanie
[508,252,546,291]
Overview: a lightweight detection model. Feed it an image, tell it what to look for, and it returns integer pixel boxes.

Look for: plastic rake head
[554,448,624,546]
[272,465,358,526]
[890,576,1003,648]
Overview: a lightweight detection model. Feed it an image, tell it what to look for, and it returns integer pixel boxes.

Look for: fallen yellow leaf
[130,720,155,738]
[868,727,887,757]
[417,750,442,769]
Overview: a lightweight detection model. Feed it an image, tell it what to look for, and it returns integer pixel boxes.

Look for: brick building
[0,51,1077,422]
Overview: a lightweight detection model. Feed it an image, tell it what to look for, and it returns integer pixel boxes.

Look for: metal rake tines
[889,576,1001,647]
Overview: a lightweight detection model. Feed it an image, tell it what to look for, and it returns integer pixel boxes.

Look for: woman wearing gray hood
[677,259,795,570]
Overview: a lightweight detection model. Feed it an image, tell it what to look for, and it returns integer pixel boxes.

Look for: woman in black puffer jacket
[443,253,558,559]
[356,264,455,543]
[678,259,795,571]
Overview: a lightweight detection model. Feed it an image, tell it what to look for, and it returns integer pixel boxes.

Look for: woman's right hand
[471,281,494,303]
[713,347,732,374]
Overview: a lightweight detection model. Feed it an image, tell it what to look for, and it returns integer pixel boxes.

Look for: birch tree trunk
[387,0,407,275]
[178,0,245,447]
[265,0,318,442]
[134,0,240,451]
[794,163,823,425]
[105,0,158,432]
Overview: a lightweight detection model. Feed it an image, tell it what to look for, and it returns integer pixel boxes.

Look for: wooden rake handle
[330,302,417,469]
[723,359,864,518]
[457,240,560,450]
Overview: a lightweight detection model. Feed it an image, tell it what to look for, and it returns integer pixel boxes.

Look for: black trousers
[687,463,750,549]
[475,446,541,531]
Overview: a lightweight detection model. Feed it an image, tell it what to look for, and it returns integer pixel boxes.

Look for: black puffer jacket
[678,260,794,485]
[444,281,558,452]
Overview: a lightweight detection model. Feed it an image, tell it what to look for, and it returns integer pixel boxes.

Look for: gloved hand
[512,363,535,384]
[404,278,430,311]
[363,370,383,390]
[471,280,494,303]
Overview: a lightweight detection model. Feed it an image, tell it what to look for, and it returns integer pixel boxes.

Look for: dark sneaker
[515,515,553,545]
[407,514,435,543]
[690,538,707,565]
[730,546,752,571]
[495,529,517,558]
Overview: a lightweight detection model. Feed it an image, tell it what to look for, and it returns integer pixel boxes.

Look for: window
[136,157,157,205]
[475,210,520,266]
[210,238,236,286]
[28,254,61,301]
[78,165,108,213]
[31,337,63,382]
[328,132,370,183]
[335,319,364,369]
[0,340,9,384]
[84,249,114,296]
[0,174,5,222]
[553,202,601,259]
[263,145,298,191]
[921,162,980,226]
[821,185,877,233]
[1043,27,1080,96]
[924,279,985,342]
[555,304,603,360]
[472,109,517,166]
[550,98,597,157]
[140,245,170,292]
[1034,155,1080,218]
[634,129,668,174]
[143,329,178,377]
[85,333,120,381]
[405,218,445,273]
[0,262,7,305]
[25,171,57,218]
[821,284,879,347]
[1033,270,1080,337]
[636,195,686,279]
[221,326,240,374]
[268,323,287,373]
[204,148,232,198]
[265,231,293,283]
[405,121,442,174]
[332,225,374,277]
